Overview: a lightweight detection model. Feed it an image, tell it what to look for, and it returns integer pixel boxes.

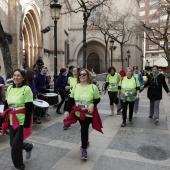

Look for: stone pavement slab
[0,142,70,170]
[126,117,168,130]
[92,156,170,170]
[107,129,170,153]
[0,134,8,143]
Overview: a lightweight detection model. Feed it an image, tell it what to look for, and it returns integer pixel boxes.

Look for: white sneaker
[109,112,114,116]
[154,119,159,125]
[134,112,137,118]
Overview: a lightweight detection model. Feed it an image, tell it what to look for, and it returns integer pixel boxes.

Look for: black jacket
[146,73,169,100]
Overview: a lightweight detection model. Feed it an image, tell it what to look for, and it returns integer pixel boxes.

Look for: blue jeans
[134,98,140,112]
[149,100,160,119]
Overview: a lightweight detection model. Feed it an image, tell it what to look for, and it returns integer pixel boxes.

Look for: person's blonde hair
[126,67,133,72]
[77,68,92,84]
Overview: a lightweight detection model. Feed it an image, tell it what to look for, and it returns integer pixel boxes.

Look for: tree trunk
[168,60,170,84]
[0,46,13,79]
[164,39,170,84]
[83,13,87,68]
[120,44,124,68]
[105,43,108,71]
[0,22,13,79]
[166,50,170,84]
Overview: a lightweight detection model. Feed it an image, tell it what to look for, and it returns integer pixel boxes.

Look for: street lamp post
[127,50,131,67]
[141,54,144,71]
[50,0,62,78]
[110,38,117,67]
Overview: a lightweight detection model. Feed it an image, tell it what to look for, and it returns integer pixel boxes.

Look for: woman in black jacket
[145,65,170,124]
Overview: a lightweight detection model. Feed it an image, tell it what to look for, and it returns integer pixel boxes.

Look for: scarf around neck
[152,72,160,85]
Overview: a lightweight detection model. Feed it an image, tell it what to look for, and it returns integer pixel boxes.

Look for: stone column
[8,0,22,70]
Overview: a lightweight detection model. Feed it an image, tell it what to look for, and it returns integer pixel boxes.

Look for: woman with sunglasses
[64,69,101,160]
[0,69,34,170]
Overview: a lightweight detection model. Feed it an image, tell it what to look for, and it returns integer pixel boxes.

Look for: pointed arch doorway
[87,52,100,73]
[22,7,41,68]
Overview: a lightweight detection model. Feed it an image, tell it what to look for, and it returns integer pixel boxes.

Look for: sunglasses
[79,73,87,77]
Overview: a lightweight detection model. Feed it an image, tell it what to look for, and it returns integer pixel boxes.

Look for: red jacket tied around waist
[63,106,103,134]
[1,108,32,140]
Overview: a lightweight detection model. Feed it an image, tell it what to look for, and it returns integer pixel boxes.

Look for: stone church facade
[0,0,142,79]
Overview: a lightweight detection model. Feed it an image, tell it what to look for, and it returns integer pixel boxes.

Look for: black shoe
[117,110,122,115]
[53,103,59,108]
[15,165,26,170]
[33,120,41,124]
[63,125,71,130]
[129,120,132,124]
[121,122,126,127]
[148,115,153,119]
[56,110,62,114]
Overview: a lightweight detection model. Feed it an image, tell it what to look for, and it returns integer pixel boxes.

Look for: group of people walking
[0,62,169,169]
[104,65,170,127]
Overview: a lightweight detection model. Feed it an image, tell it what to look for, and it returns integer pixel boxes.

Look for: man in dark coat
[34,66,49,93]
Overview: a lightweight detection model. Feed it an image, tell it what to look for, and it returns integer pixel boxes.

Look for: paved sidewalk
[1,81,170,170]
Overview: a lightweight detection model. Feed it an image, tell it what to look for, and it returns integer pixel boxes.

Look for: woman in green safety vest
[118,67,140,127]
[65,66,80,92]
[0,69,34,170]
[64,69,101,160]
[63,66,80,130]
[104,66,121,116]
